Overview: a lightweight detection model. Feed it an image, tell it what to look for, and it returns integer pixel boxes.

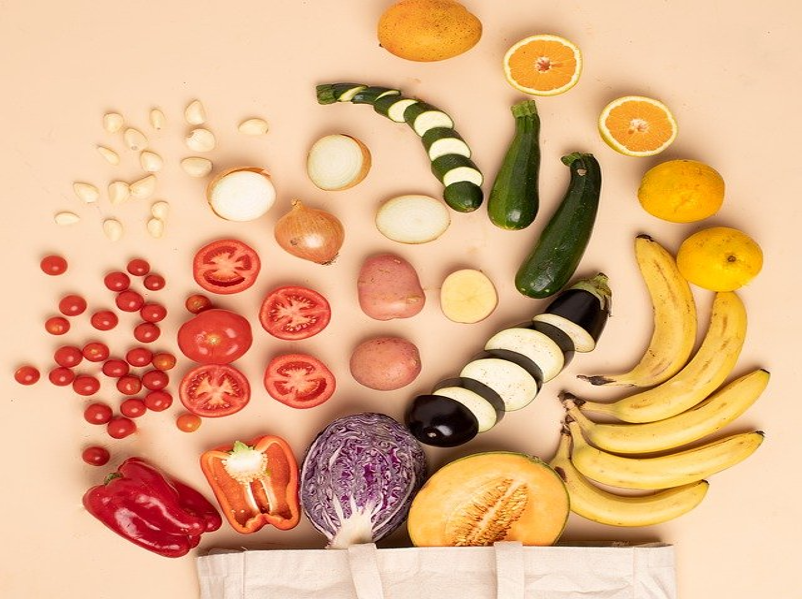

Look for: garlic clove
[97,146,120,165]
[55,211,81,226]
[130,174,157,199]
[109,181,131,205]
[149,108,166,130]
[124,127,148,152]
[238,118,269,136]
[181,157,213,178]
[140,150,164,173]
[185,128,216,152]
[102,219,124,241]
[73,182,99,203]
[103,112,124,133]
[185,100,206,125]
[146,217,165,238]
[150,200,170,219]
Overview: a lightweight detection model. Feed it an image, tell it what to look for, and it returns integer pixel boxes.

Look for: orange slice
[503,34,582,96]
[598,96,678,157]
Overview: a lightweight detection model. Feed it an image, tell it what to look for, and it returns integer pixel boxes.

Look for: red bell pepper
[200,435,301,534]
[83,457,221,558]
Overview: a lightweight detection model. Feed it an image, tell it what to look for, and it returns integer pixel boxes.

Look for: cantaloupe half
[408,452,569,546]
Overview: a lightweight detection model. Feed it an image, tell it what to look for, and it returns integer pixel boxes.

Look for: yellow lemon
[638,159,725,223]
[676,227,763,292]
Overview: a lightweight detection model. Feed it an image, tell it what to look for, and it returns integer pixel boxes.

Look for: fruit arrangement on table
[14,0,769,558]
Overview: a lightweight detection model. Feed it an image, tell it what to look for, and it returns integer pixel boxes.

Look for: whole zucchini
[515,153,602,298]
[488,99,541,230]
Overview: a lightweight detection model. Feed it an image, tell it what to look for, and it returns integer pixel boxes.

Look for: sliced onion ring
[307,134,371,191]
[375,194,451,244]
[206,167,276,222]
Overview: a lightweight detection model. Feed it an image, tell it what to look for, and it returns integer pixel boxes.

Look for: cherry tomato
[142,369,169,391]
[127,258,151,276]
[144,390,173,412]
[82,446,111,466]
[82,342,110,362]
[14,365,40,385]
[263,353,336,409]
[117,375,142,395]
[49,367,75,386]
[54,345,83,368]
[185,294,213,314]
[177,309,252,364]
[45,316,70,335]
[134,322,161,343]
[107,416,136,439]
[102,358,129,378]
[90,310,118,331]
[116,290,144,312]
[41,255,68,275]
[125,347,152,367]
[259,285,331,341]
[192,239,261,295]
[58,294,87,316]
[143,273,166,291]
[84,402,113,425]
[152,352,176,371]
[104,271,131,292]
[73,375,101,396]
[179,364,250,418]
[140,303,167,323]
[120,397,147,418]
[176,412,202,433]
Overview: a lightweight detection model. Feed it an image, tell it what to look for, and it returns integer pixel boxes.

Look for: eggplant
[433,377,504,431]
[460,357,540,412]
[485,327,565,382]
[476,349,544,386]
[532,273,611,352]
[405,394,479,447]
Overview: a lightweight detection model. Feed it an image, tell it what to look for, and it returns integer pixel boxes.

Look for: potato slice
[440,269,497,324]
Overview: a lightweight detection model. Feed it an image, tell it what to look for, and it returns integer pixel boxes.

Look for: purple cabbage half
[300,412,427,548]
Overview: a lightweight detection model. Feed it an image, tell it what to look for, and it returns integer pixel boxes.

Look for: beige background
[1,1,801,597]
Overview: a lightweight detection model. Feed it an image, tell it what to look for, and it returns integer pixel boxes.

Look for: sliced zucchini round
[430,385,498,433]
[422,127,471,161]
[485,327,565,382]
[460,358,539,412]
[352,86,400,105]
[338,85,367,103]
[431,154,483,187]
[444,181,484,213]
[404,102,454,136]
[374,95,419,123]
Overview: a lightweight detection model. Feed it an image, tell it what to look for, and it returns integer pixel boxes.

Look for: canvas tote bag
[196,541,676,599]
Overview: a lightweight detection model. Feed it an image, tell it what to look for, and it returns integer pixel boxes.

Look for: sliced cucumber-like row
[431,154,483,187]
[444,181,484,213]
[352,86,400,105]
[404,102,454,136]
[422,127,471,160]
[430,385,498,433]
[316,83,365,105]
[485,327,565,382]
[374,95,419,123]
[405,394,479,448]
[460,358,539,412]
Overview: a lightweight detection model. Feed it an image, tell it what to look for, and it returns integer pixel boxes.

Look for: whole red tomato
[177,309,252,364]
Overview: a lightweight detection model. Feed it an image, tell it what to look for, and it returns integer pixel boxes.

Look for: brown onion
[274,199,345,265]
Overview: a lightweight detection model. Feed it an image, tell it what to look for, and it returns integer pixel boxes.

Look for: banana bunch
[550,235,768,527]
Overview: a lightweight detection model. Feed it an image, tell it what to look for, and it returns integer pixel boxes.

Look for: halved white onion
[206,167,276,222]
[375,194,450,244]
[307,134,371,191]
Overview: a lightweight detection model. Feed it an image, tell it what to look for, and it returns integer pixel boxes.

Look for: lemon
[638,160,725,223]
[676,227,763,292]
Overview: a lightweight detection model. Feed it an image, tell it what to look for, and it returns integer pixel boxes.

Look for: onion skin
[274,200,345,265]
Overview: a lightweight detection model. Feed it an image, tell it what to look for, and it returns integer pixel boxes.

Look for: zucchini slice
[431,154,483,187]
[460,358,540,412]
[444,181,484,213]
[404,102,454,136]
[316,83,366,104]
[352,86,400,105]
[422,127,471,160]
[374,95,420,123]
[431,385,498,433]
[485,327,565,382]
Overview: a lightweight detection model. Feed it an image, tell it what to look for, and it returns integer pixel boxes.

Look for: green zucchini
[316,81,484,213]
[488,100,541,230]
[515,153,602,299]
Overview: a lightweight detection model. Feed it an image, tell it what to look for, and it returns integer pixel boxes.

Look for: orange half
[503,34,582,96]
[599,96,678,157]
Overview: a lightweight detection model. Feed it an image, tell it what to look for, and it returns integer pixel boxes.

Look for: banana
[578,291,747,423]
[567,420,764,490]
[579,235,697,387]
[563,369,769,454]
[550,431,710,526]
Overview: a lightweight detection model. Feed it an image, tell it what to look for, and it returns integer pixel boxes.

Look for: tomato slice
[179,364,251,417]
[264,354,335,409]
[259,285,331,340]
[193,239,261,295]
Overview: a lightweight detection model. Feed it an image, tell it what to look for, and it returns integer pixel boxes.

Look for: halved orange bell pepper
[200,435,301,534]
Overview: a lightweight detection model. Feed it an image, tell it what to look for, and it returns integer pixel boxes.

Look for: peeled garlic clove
[185,128,216,152]
[181,157,213,178]
[130,174,157,199]
[109,181,131,204]
[140,150,164,173]
[124,127,148,152]
[73,182,99,203]
[103,112,124,133]
[185,100,206,125]
[151,200,170,219]
[238,118,269,136]
[103,218,124,241]
[147,217,165,238]
[149,108,166,130]
[54,211,81,226]
[97,146,120,165]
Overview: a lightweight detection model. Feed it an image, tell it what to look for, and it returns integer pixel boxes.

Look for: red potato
[350,336,422,391]
[357,253,425,320]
